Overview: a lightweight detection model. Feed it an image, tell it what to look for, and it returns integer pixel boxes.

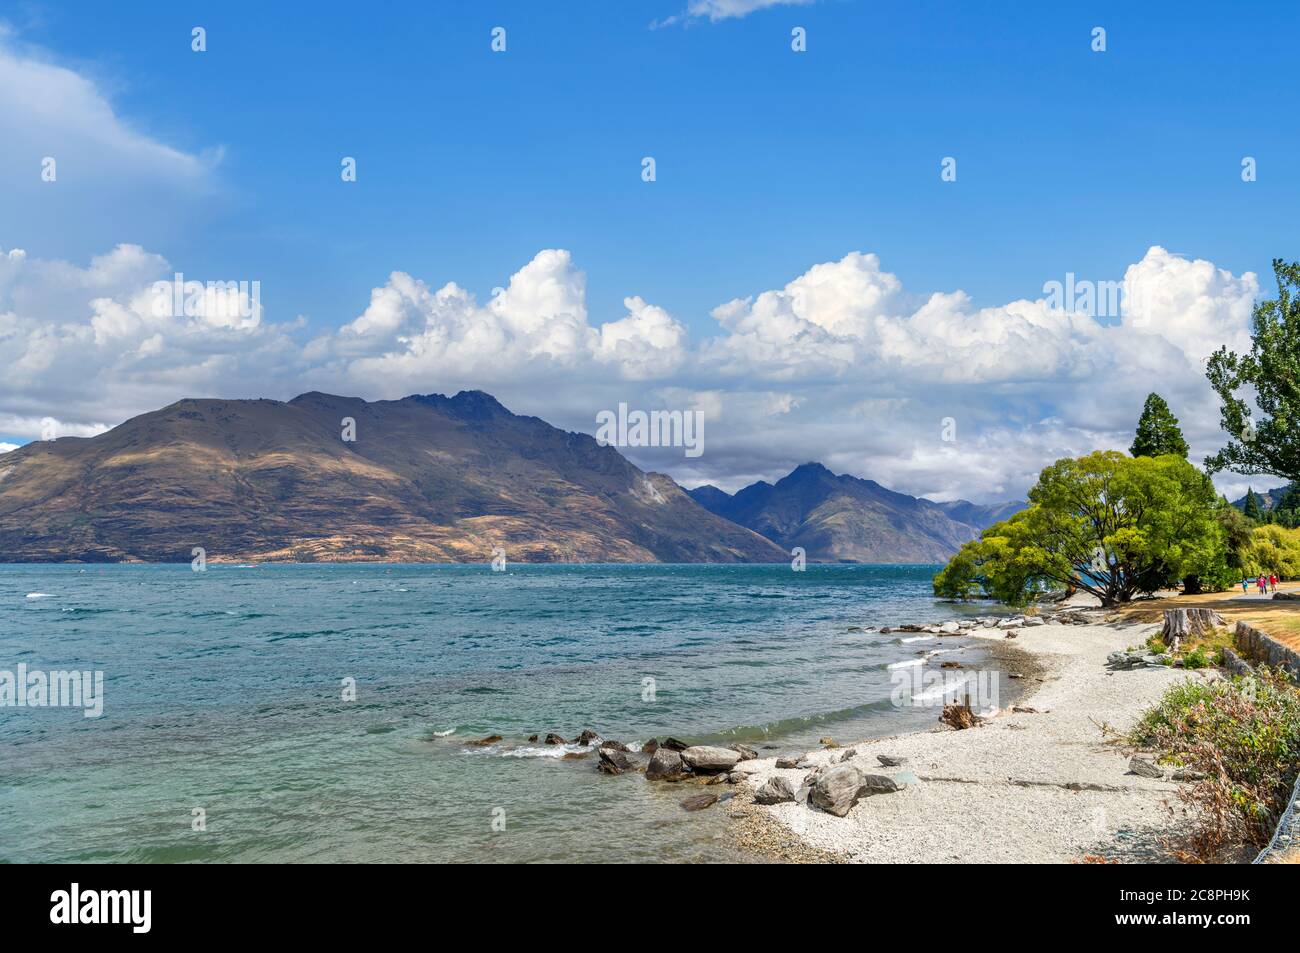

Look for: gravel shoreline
[730,618,1205,863]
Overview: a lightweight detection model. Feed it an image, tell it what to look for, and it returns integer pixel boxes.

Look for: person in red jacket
[1270,573,1278,593]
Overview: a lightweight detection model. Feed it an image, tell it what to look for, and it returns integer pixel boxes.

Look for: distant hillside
[0,391,786,564]
[687,463,1025,563]
[1232,484,1294,512]
[933,499,1026,529]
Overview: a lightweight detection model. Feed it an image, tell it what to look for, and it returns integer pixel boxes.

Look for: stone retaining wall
[1233,621,1300,678]
[1256,771,1300,864]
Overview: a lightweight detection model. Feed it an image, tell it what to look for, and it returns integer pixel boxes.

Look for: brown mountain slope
[0,391,785,564]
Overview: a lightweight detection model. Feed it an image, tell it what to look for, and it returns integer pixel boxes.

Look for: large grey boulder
[646,747,685,781]
[808,764,866,817]
[681,745,742,774]
[753,775,798,805]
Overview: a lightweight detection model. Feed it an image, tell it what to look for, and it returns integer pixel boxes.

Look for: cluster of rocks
[753,751,916,817]
[1106,649,1173,670]
[644,739,759,782]
[878,609,1102,637]
[464,728,919,818]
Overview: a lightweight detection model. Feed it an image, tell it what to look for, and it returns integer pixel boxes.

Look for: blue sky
[1,0,1296,500]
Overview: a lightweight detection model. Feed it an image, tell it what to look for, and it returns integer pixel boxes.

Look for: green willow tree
[1206,258,1300,484]
[934,451,1228,606]
[1130,393,1189,458]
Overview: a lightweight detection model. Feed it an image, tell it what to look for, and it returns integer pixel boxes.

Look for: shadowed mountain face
[0,392,785,564]
[688,463,1024,563]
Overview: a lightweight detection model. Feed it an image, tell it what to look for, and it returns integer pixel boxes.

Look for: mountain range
[688,463,1022,563]
[1232,484,1294,511]
[0,392,782,563]
[0,391,1023,564]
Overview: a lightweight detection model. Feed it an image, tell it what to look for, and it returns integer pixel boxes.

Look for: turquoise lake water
[1,563,1001,863]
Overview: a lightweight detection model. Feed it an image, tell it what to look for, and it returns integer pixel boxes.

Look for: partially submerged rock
[680,792,720,812]
[466,734,503,746]
[574,729,601,746]
[646,747,686,781]
[598,747,632,775]
[544,733,567,745]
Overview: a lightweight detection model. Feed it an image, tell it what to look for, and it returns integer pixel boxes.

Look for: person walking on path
[1270,573,1278,593]
[1258,574,1268,595]
[1242,578,1250,594]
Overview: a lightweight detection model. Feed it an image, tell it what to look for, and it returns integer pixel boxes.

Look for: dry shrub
[1129,668,1300,862]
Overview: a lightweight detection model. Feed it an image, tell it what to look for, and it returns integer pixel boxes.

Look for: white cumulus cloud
[0,242,1268,503]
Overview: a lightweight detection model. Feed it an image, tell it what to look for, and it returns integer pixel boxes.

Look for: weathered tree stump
[1160,608,1225,651]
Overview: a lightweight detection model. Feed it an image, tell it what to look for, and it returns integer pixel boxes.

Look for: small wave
[25,592,54,600]
[886,658,923,670]
[467,739,601,759]
[899,635,933,643]
[265,629,342,642]
[913,674,975,702]
[494,743,592,759]
[713,698,897,742]
[432,728,455,737]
